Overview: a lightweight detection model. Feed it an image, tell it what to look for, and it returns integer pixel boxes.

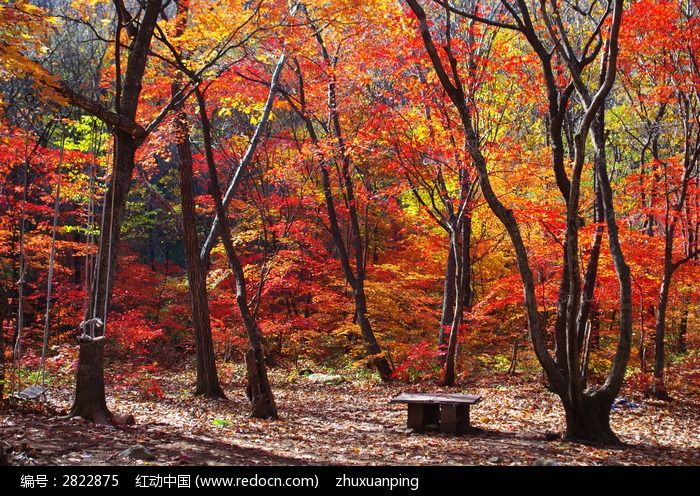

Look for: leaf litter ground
[2,365,699,466]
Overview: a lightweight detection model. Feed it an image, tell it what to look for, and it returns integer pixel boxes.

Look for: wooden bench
[391,393,482,434]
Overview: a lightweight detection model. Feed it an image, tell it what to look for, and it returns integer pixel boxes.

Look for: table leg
[440,404,469,434]
[407,403,440,432]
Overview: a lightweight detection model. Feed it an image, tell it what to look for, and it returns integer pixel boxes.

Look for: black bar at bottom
[0,465,691,492]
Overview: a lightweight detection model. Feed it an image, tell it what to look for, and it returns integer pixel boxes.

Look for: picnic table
[391,393,482,434]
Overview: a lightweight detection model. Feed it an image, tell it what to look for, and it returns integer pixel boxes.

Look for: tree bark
[245,347,277,418]
[576,113,606,354]
[563,394,618,445]
[0,285,7,400]
[284,36,393,380]
[650,115,696,399]
[352,277,393,380]
[326,63,393,381]
[443,216,471,386]
[317,149,393,379]
[69,0,162,423]
[677,302,688,354]
[174,99,225,399]
[438,243,456,363]
[652,272,672,400]
[169,0,225,399]
[69,340,111,424]
[70,131,137,423]
[195,88,277,419]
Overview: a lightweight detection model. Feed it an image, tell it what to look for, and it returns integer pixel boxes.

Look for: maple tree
[616,0,700,399]
[406,0,632,444]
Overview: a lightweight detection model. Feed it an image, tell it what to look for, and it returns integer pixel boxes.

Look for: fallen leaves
[2,367,700,466]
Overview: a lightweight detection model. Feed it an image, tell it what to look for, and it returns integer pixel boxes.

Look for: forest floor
[2,359,700,466]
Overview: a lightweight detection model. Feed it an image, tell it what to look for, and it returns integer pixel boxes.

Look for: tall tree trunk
[580,315,594,384]
[353,280,393,379]
[438,243,456,364]
[195,88,277,419]
[462,216,473,310]
[638,301,648,374]
[677,302,688,354]
[0,328,3,401]
[553,260,570,372]
[315,155,392,379]
[443,216,471,386]
[0,285,7,400]
[331,95,393,381]
[652,271,672,400]
[69,0,162,423]
[590,111,633,443]
[174,97,225,399]
[577,114,606,353]
[300,10,393,381]
[650,114,695,399]
[169,0,225,398]
[70,132,136,423]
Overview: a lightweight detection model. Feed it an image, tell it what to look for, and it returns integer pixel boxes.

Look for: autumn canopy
[0,0,699,464]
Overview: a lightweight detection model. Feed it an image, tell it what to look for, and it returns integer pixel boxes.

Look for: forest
[0,0,699,469]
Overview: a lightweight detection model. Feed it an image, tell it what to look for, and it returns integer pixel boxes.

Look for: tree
[9,0,190,422]
[271,3,394,380]
[169,0,225,399]
[194,84,278,418]
[149,1,288,417]
[616,0,700,399]
[407,0,631,443]
[69,0,163,424]
[383,16,504,384]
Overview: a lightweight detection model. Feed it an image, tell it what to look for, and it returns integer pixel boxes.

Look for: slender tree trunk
[638,304,648,374]
[353,280,393,379]
[581,306,598,383]
[649,117,695,398]
[678,302,688,354]
[317,154,392,379]
[652,270,673,400]
[462,216,473,310]
[195,88,277,419]
[300,13,393,381]
[442,237,463,385]
[0,286,7,400]
[331,102,393,380]
[553,260,569,371]
[577,115,606,352]
[0,326,3,401]
[174,98,225,399]
[443,216,471,386]
[589,113,633,445]
[169,0,225,397]
[438,244,456,364]
[508,338,520,375]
